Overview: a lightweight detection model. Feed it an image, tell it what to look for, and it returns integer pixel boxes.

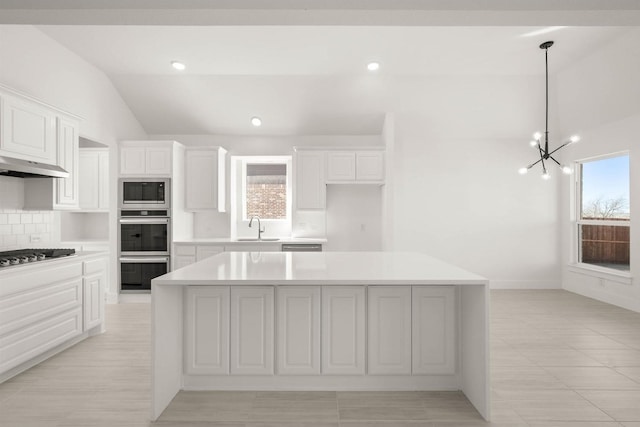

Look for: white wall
[381,75,562,288]
[0,25,147,301]
[325,185,382,251]
[557,29,640,311]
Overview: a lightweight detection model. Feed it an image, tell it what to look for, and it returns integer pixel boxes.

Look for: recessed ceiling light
[171,61,186,71]
[367,62,380,72]
[251,117,262,127]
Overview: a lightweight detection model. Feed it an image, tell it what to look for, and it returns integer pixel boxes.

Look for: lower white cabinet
[185,286,230,375]
[277,286,320,375]
[412,286,456,375]
[322,286,365,375]
[230,286,274,375]
[83,273,105,331]
[368,286,412,375]
[197,245,224,261]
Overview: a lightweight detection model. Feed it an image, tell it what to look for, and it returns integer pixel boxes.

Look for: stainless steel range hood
[0,155,69,178]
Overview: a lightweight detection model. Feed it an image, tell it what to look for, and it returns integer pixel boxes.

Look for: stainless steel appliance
[119,178,170,209]
[0,248,75,268]
[118,206,171,293]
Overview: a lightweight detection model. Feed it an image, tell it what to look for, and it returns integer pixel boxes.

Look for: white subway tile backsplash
[0,225,11,235]
[21,213,33,224]
[0,214,7,224]
[36,223,48,233]
[8,213,20,224]
[32,213,43,223]
[16,234,29,246]
[11,224,25,235]
[24,223,37,233]
[2,235,17,248]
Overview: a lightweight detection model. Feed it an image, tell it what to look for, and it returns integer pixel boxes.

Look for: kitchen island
[151,251,490,421]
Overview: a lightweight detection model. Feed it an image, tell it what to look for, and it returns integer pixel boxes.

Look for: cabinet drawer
[0,262,82,297]
[0,278,82,336]
[0,307,83,374]
[84,257,107,275]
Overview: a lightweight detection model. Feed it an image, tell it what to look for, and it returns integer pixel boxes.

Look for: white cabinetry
[276,286,320,375]
[83,257,107,331]
[326,150,384,183]
[120,141,172,176]
[185,286,230,375]
[185,147,227,212]
[412,286,456,375]
[197,245,224,261]
[230,286,274,375]
[22,116,81,210]
[367,286,412,375]
[78,148,109,211]
[321,286,365,375]
[0,90,57,163]
[173,244,225,270]
[294,150,325,209]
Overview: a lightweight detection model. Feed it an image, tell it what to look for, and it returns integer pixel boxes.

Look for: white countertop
[152,251,487,286]
[0,251,108,276]
[173,237,327,244]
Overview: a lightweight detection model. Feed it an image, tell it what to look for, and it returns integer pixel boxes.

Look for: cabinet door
[230,287,274,375]
[120,146,146,175]
[196,245,224,262]
[277,286,320,375]
[0,93,57,163]
[83,272,105,331]
[356,151,384,181]
[322,286,365,375]
[55,117,79,208]
[368,286,412,375]
[79,150,101,210]
[326,152,356,181]
[295,151,325,209]
[412,286,456,375]
[185,286,230,375]
[145,147,172,175]
[186,149,225,211]
[174,256,196,270]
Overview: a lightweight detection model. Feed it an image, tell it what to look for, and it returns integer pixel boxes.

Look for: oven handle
[119,218,169,224]
[120,257,170,263]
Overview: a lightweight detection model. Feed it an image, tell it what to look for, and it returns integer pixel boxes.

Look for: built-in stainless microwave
[119,178,170,209]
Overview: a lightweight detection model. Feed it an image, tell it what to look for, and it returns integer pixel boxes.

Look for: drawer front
[0,262,82,297]
[0,278,83,336]
[0,307,83,374]
[83,257,107,275]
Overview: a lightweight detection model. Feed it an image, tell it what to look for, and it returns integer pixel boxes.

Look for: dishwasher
[281,243,323,252]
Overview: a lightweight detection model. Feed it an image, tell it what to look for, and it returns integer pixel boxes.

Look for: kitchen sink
[236,238,280,242]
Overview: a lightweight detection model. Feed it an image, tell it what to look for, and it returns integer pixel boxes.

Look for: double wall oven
[118,178,171,292]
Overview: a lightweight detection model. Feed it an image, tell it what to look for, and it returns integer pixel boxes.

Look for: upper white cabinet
[326,150,384,183]
[23,116,80,210]
[78,148,109,211]
[185,147,227,212]
[120,141,172,176]
[0,90,57,163]
[367,286,412,375]
[294,150,325,210]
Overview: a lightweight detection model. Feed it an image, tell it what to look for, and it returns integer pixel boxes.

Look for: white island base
[151,252,490,421]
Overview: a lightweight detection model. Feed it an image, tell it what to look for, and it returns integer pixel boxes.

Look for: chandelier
[519,41,579,179]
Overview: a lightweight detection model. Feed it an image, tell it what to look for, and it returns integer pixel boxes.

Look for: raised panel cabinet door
[186,149,219,211]
[0,93,57,163]
[230,286,274,375]
[145,147,172,175]
[326,152,356,181]
[83,272,105,331]
[120,146,146,175]
[55,117,79,208]
[295,151,325,209]
[356,151,384,181]
[321,286,365,375]
[79,151,100,210]
[185,286,230,375]
[368,286,412,375]
[412,286,456,375]
[277,286,320,375]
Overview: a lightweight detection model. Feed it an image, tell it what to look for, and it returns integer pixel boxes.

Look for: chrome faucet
[248,215,265,240]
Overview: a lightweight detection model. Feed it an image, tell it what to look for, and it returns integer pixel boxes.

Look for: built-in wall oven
[118,205,171,292]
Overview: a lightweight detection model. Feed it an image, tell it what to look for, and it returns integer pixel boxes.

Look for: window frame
[240,156,292,223]
[572,151,631,280]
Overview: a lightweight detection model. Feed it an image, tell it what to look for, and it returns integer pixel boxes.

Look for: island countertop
[152,251,487,286]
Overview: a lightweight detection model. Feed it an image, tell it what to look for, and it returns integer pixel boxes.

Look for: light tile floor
[0,290,639,426]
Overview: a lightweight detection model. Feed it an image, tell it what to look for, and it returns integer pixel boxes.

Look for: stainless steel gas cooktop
[0,248,76,268]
